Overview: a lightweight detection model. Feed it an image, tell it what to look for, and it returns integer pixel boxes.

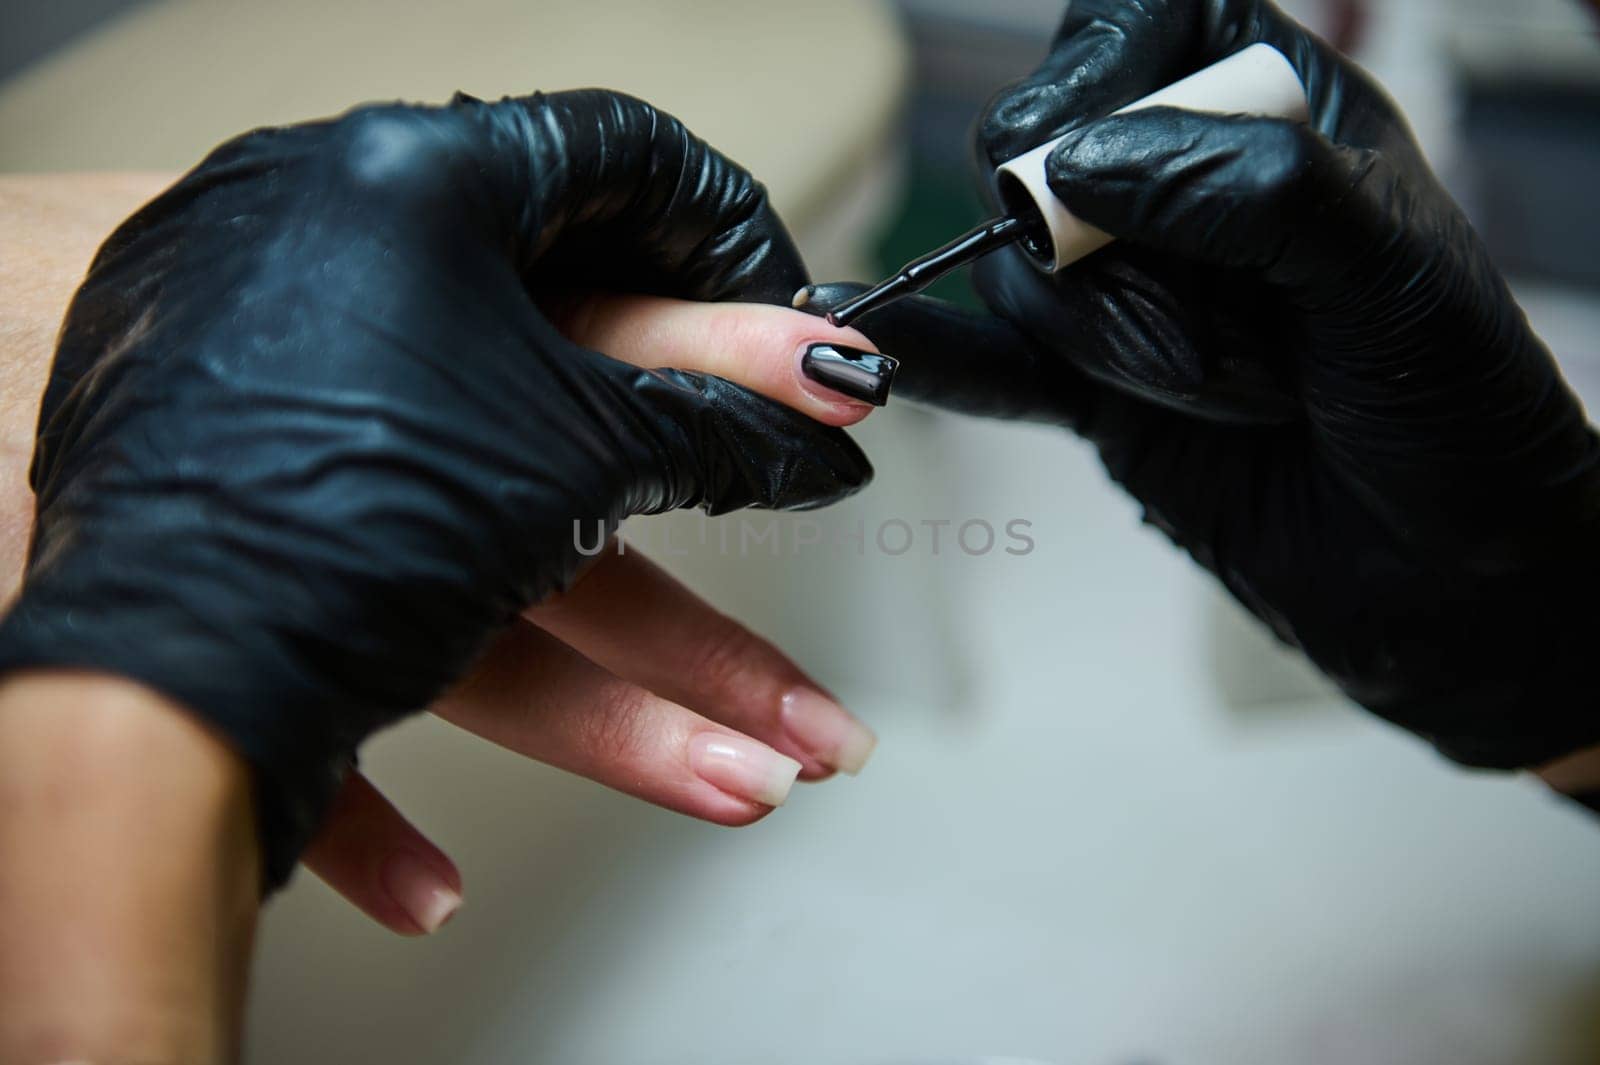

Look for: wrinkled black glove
[807,0,1600,770]
[0,90,870,888]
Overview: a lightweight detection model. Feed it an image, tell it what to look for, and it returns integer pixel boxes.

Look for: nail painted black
[802,343,898,406]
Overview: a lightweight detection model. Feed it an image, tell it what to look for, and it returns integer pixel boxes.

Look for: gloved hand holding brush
[804,0,1600,782]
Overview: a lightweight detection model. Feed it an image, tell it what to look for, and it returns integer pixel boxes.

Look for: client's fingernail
[780,690,877,775]
[382,852,462,934]
[792,284,816,309]
[801,343,898,407]
[689,733,801,807]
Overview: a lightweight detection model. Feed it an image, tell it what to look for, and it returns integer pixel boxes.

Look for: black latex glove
[806,0,1600,771]
[0,91,870,889]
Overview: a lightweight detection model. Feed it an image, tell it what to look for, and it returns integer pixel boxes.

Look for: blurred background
[3,1,1599,1062]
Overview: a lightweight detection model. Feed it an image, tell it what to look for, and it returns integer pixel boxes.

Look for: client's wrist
[0,670,260,1064]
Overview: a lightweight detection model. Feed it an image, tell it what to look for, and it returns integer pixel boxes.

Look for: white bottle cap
[994,42,1310,273]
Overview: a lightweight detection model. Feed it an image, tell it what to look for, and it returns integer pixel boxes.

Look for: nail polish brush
[816,43,1310,329]
[817,214,1032,329]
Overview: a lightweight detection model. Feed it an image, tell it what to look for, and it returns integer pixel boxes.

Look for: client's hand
[304,293,883,936]
[0,150,885,1058]
[0,90,884,901]
[0,174,886,947]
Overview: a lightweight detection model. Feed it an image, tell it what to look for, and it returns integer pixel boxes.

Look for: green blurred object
[869,154,989,311]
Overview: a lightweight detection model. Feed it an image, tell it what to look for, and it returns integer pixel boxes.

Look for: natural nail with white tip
[780,690,877,775]
[689,733,802,806]
[382,851,462,935]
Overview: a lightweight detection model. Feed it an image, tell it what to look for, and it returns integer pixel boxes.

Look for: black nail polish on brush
[801,344,897,407]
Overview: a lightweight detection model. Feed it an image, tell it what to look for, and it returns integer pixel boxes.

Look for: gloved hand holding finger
[0,89,877,890]
[554,292,896,419]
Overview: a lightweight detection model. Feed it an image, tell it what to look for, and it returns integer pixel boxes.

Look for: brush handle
[994,43,1309,273]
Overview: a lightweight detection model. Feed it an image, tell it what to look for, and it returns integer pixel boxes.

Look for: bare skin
[0,672,260,1064]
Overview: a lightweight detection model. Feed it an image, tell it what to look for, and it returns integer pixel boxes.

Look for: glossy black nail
[801,343,898,407]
